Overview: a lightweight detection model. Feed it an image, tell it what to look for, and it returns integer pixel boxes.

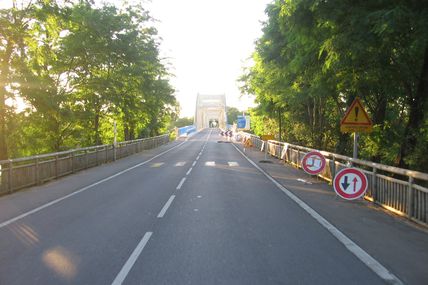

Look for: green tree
[226,106,241,125]
[240,0,428,171]
[173,117,194,128]
[0,0,177,158]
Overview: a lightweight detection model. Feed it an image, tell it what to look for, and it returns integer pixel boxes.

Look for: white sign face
[333,168,368,200]
[301,151,326,175]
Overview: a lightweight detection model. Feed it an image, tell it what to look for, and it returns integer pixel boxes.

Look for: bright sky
[145,0,270,117]
[1,0,271,118]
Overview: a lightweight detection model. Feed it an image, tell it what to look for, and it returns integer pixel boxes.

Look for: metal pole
[71,151,75,173]
[35,156,39,184]
[372,167,377,202]
[330,156,336,181]
[55,155,59,178]
[264,141,268,160]
[353,132,359,159]
[8,160,12,193]
[407,176,414,218]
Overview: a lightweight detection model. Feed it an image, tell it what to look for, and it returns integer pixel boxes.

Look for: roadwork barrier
[241,132,428,227]
[177,125,196,137]
[0,134,170,195]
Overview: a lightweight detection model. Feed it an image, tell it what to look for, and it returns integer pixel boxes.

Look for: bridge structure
[194,94,227,130]
[0,130,427,284]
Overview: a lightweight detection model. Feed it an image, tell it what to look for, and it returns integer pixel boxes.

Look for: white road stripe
[150,162,164,168]
[175,161,186,167]
[111,232,153,285]
[192,161,197,167]
[186,168,193,176]
[196,156,200,160]
[157,195,176,218]
[176,177,186,190]
[205,161,215,167]
[0,141,187,229]
[232,144,403,285]
[228,161,239,167]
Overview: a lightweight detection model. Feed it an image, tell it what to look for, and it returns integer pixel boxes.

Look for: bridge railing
[0,134,170,195]
[241,132,428,226]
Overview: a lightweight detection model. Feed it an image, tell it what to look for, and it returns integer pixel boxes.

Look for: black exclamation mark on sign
[354,107,359,121]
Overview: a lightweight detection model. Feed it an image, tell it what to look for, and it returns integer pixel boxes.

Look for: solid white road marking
[228,162,239,167]
[157,195,176,218]
[232,144,403,285]
[176,177,186,190]
[175,162,186,167]
[186,168,193,176]
[0,141,187,229]
[111,232,153,285]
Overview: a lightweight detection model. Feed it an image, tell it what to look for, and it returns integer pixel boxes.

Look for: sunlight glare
[42,246,79,280]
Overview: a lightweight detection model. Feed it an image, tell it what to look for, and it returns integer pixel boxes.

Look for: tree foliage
[0,0,177,159]
[226,106,241,125]
[172,117,194,128]
[240,0,428,172]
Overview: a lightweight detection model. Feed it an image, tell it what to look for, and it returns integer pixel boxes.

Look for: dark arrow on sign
[341,175,350,190]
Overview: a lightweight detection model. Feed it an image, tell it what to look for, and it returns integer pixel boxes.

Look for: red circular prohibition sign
[301,151,326,175]
[333,168,368,200]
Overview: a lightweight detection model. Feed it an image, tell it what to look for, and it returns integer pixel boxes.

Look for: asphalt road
[0,129,422,284]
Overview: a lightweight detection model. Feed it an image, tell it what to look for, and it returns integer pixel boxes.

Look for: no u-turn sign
[333,168,368,200]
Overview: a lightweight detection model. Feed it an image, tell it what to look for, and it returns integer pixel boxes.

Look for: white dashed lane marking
[157,195,176,218]
[176,178,186,190]
[205,161,215,167]
[111,232,153,285]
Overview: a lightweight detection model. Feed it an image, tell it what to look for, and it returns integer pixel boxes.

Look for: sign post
[340,97,373,159]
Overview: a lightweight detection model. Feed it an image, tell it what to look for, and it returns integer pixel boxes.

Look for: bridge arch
[194,94,227,130]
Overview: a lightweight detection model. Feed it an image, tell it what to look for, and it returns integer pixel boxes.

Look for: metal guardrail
[0,134,170,195]
[241,132,428,226]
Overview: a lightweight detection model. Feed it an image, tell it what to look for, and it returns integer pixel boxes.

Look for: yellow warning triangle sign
[340,97,373,133]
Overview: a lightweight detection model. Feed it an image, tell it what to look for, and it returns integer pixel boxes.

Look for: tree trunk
[0,43,13,160]
[398,45,428,169]
[94,112,101,145]
[123,123,130,141]
[370,93,387,162]
[278,108,282,141]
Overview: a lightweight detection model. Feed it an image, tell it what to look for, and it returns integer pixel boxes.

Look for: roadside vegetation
[240,0,428,172]
[0,0,177,159]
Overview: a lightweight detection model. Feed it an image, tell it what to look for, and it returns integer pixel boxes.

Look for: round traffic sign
[301,151,326,175]
[333,168,368,200]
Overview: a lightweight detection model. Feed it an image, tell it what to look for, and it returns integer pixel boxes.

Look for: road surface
[0,129,425,284]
